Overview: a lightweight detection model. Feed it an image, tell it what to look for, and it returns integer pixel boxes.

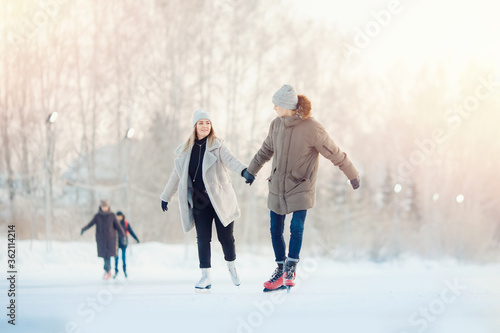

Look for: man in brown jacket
[242,84,360,292]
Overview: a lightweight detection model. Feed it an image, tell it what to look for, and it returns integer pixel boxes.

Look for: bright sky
[293,0,500,72]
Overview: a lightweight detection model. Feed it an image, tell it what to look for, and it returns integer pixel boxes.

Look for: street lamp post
[124,128,134,228]
[45,112,58,251]
[392,184,403,257]
[455,194,465,259]
[431,192,440,258]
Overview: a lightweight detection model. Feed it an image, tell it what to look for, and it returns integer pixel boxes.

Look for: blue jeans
[114,246,127,273]
[270,210,307,262]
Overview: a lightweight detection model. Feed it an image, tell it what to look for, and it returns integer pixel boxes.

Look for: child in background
[114,211,140,278]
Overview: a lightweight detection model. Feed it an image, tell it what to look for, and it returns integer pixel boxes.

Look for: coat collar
[98,208,113,215]
[174,143,185,156]
[283,114,304,128]
[207,138,221,151]
[174,138,222,157]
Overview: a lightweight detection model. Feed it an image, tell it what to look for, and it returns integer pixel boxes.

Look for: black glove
[241,168,255,185]
[162,200,168,212]
[80,229,84,236]
[350,176,360,190]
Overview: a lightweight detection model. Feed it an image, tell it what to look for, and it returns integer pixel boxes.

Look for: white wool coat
[160,138,247,233]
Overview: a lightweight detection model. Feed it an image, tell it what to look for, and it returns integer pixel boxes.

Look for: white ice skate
[227,260,241,286]
[195,268,212,290]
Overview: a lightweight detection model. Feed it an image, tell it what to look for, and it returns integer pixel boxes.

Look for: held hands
[161,200,169,212]
[350,176,360,190]
[241,168,255,185]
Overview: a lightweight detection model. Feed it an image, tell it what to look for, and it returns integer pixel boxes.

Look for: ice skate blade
[263,285,287,293]
[195,287,212,294]
[194,284,212,291]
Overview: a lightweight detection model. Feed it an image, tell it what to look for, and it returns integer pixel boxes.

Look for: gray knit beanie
[272,84,298,110]
[192,109,212,128]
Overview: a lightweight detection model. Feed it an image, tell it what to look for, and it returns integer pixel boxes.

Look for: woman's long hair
[181,122,217,152]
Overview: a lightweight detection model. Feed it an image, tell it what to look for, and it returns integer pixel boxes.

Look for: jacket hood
[283,114,304,128]
[296,95,311,119]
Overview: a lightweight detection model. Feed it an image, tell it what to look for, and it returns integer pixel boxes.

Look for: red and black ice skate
[263,267,286,292]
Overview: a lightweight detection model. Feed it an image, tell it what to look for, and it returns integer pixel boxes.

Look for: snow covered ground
[1,240,500,333]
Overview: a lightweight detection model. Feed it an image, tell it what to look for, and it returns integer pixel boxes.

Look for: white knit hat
[272,84,298,110]
[192,109,212,127]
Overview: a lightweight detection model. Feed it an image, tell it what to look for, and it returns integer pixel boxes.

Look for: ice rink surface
[1,241,499,333]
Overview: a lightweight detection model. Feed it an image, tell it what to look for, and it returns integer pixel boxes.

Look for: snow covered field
[1,240,500,333]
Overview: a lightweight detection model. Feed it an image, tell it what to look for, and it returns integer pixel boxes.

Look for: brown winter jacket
[82,208,125,258]
[248,109,358,215]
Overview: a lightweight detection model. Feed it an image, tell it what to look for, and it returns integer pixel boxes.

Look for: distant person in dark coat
[113,211,139,279]
[81,200,125,280]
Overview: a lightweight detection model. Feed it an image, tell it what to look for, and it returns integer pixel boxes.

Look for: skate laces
[269,267,284,282]
[284,264,296,279]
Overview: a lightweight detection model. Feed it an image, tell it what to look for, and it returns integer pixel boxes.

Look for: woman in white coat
[160,109,253,290]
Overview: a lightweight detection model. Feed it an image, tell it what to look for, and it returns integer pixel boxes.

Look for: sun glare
[293,0,500,72]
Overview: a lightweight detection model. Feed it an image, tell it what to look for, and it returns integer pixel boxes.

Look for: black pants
[193,193,236,268]
[114,246,127,273]
[103,257,111,272]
